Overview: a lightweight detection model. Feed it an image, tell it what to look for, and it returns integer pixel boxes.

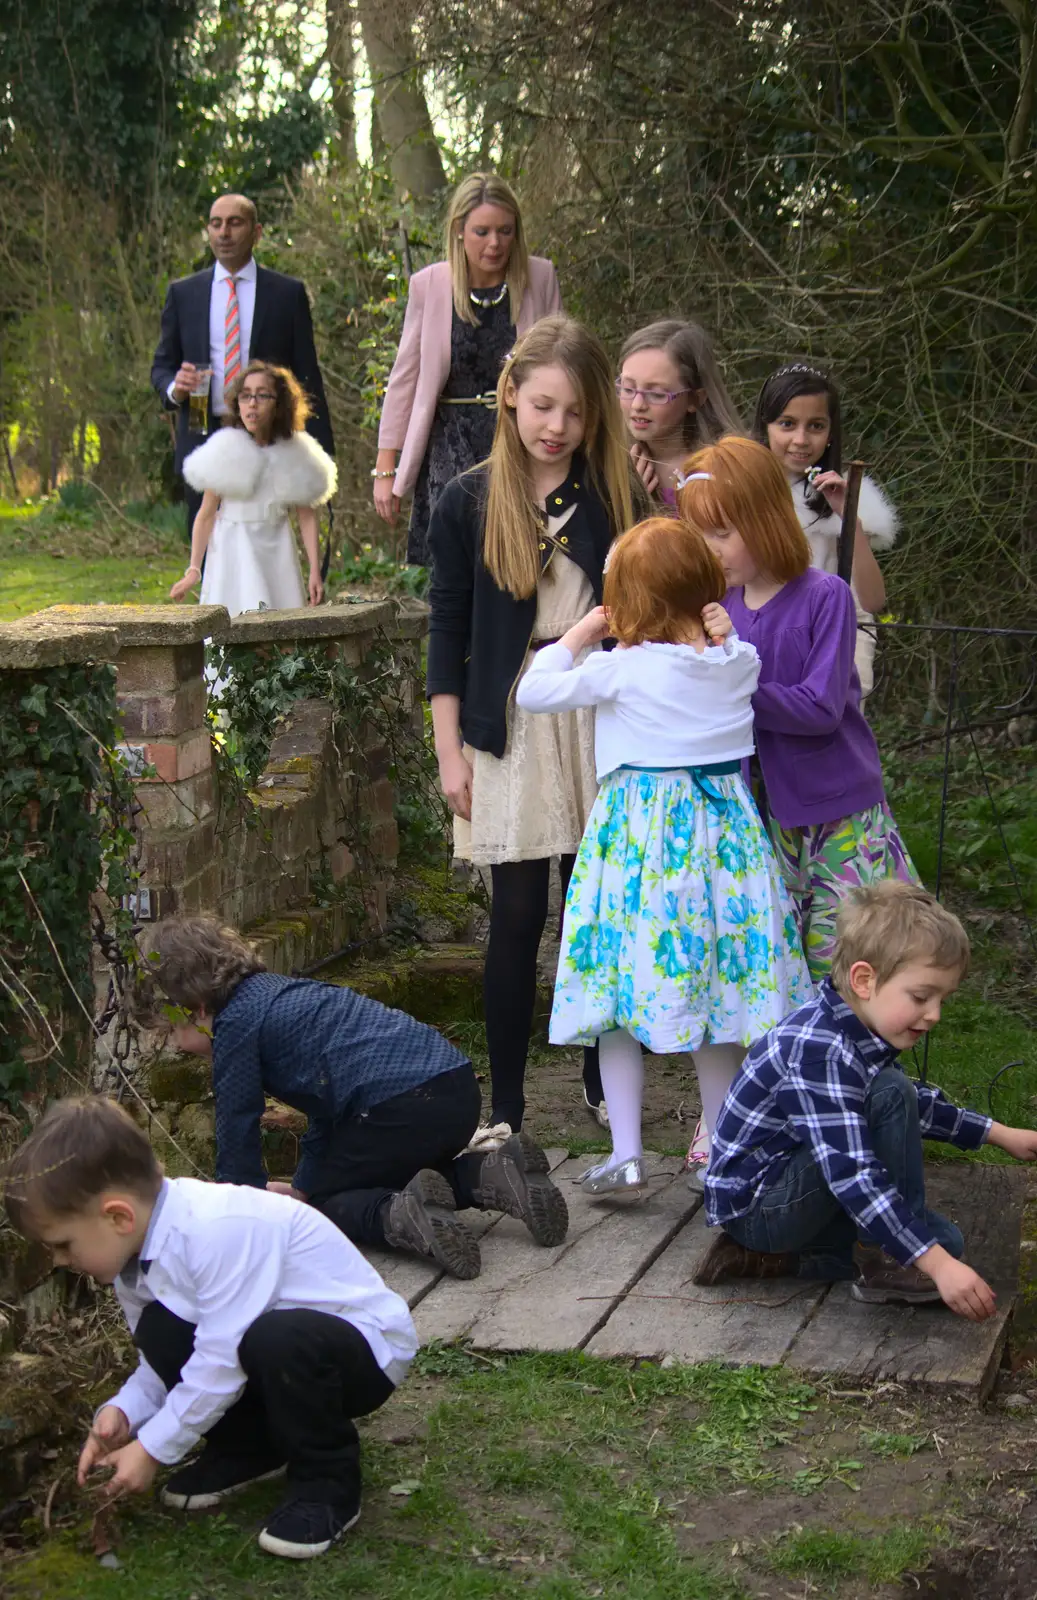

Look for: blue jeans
[725,1067,964,1279]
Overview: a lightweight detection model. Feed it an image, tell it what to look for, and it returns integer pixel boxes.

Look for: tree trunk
[326,0,357,170]
[356,0,446,200]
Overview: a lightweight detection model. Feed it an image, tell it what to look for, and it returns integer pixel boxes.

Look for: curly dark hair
[224,360,312,442]
[150,916,266,1015]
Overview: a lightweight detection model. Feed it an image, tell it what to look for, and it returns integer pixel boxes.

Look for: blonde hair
[482,315,634,600]
[604,517,725,645]
[445,172,529,326]
[830,882,970,992]
[619,320,744,448]
[677,435,810,583]
[151,916,266,1015]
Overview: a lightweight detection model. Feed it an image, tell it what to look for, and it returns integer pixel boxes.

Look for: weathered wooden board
[783,1163,1027,1401]
[585,1205,828,1365]
[414,1157,689,1347]
[365,1148,569,1309]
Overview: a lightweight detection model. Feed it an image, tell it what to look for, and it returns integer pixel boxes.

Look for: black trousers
[136,1300,395,1503]
[307,1063,484,1246]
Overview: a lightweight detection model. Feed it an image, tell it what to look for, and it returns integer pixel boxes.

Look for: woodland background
[2,0,1036,625]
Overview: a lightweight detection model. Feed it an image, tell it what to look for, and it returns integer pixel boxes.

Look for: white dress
[790,474,898,701]
[183,429,337,616]
[453,511,600,866]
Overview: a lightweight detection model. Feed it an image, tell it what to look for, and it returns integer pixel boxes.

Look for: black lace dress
[407,292,515,566]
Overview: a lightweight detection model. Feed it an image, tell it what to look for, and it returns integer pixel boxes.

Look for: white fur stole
[183,428,337,507]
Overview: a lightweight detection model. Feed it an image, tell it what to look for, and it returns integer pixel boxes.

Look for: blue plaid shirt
[211,973,469,1195]
[705,980,991,1265]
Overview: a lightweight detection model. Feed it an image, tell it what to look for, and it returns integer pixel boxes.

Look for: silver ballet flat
[574,1158,611,1185]
[580,1157,647,1196]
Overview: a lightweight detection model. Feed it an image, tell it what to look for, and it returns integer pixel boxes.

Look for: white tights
[597,1031,746,1166]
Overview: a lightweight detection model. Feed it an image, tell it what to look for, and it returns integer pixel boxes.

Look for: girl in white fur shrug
[170,361,337,616]
[753,364,898,702]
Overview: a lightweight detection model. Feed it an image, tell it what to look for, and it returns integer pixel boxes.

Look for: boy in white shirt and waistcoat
[4,1097,416,1561]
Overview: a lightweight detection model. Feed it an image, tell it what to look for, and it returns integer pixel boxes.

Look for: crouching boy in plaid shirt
[697,883,1037,1317]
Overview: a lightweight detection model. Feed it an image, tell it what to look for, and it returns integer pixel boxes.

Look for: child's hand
[987,1123,1037,1162]
[100,1440,159,1499]
[702,603,732,644]
[169,567,200,602]
[560,607,611,657]
[630,443,659,497]
[811,471,847,515]
[924,1252,997,1321]
[308,569,324,607]
[438,746,474,821]
[268,1179,309,1202]
[78,1406,130,1486]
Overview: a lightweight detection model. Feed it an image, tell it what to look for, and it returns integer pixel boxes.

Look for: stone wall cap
[0,617,122,669]
[226,598,394,644]
[36,603,230,647]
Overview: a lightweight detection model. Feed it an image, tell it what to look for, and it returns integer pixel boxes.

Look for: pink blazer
[377,255,563,498]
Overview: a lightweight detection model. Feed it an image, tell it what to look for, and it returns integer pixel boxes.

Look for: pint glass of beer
[188,369,212,433]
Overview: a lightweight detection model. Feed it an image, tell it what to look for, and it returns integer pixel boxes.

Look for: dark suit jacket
[151,262,335,472]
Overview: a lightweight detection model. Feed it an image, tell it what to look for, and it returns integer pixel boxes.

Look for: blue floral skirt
[550,766,813,1052]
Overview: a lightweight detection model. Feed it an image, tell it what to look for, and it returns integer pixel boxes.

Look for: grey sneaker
[476,1133,568,1246]
[384,1170,481,1279]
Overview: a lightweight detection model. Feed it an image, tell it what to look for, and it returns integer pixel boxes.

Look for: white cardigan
[516,636,761,780]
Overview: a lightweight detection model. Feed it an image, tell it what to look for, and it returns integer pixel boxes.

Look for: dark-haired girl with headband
[753,364,897,704]
[426,315,634,1148]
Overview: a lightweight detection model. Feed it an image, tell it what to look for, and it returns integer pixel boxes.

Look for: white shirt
[109,1178,417,1465]
[166,257,257,416]
[516,635,761,779]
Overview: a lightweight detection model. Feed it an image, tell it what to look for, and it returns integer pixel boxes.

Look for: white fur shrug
[791,473,898,578]
[183,428,337,507]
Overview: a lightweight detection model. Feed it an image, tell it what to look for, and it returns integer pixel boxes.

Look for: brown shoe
[692,1230,799,1286]
[851,1243,942,1305]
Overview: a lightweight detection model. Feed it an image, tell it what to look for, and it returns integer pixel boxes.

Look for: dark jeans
[307,1063,485,1246]
[136,1300,395,1503]
[725,1067,965,1279]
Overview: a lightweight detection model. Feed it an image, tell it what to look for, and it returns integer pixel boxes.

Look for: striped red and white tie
[224,276,241,386]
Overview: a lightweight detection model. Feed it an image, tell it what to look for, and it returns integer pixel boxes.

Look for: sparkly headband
[769,363,829,382]
[673,470,714,489]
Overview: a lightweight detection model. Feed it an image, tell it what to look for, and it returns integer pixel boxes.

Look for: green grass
[0,554,185,619]
[9,1354,831,1599]
[764,1526,936,1583]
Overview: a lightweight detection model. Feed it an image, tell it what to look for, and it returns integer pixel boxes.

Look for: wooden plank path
[364,1157,1027,1400]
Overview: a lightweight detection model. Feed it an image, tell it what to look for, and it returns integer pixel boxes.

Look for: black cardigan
[425,460,615,758]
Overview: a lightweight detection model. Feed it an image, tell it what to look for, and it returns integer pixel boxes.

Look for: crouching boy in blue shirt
[698,883,1037,1317]
[148,917,568,1279]
[5,1097,416,1559]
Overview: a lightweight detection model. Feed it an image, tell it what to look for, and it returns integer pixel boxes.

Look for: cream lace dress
[454,515,600,866]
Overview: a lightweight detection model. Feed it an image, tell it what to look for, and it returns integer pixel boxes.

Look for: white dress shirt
[109,1178,417,1465]
[166,257,257,416]
[516,635,761,779]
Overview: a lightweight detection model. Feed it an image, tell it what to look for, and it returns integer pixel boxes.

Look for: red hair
[604,517,726,645]
[677,435,810,582]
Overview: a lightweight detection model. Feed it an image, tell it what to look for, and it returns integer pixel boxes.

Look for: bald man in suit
[152,193,335,537]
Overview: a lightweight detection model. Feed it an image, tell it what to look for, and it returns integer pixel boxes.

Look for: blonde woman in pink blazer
[373,172,563,564]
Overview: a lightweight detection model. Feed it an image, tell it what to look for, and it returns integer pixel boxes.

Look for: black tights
[484,855,602,1129]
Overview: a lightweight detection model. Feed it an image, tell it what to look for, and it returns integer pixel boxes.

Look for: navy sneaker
[258,1494,361,1559]
[161,1450,286,1510]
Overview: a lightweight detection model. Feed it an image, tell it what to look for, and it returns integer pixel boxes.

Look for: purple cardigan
[727,568,886,829]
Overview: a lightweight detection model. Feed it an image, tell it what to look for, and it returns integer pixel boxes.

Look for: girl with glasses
[170,361,334,616]
[617,320,743,510]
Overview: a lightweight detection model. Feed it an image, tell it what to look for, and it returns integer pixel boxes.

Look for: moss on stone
[148,1055,211,1104]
